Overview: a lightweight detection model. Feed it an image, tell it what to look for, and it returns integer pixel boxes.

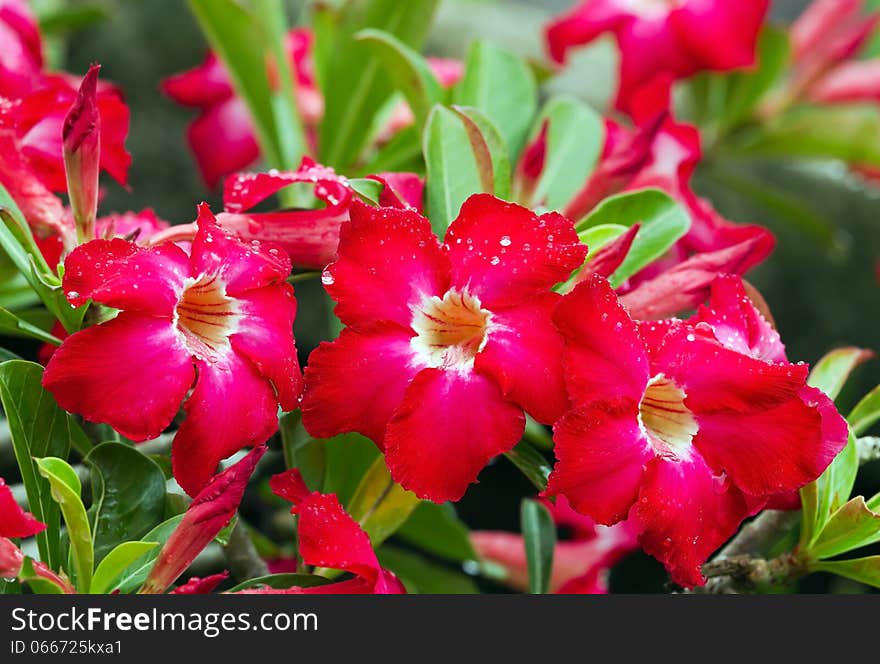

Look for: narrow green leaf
[84,442,167,563]
[397,502,476,562]
[809,497,880,560]
[526,96,604,211]
[811,556,880,588]
[0,360,81,569]
[453,40,537,160]
[345,455,419,549]
[807,347,874,401]
[356,28,442,131]
[576,189,690,287]
[348,178,384,205]
[504,440,552,492]
[318,0,439,169]
[451,105,511,200]
[423,104,482,234]
[323,433,380,506]
[579,223,627,254]
[0,305,62,344]
[90,541,158,594]
[36,457,93,592]
[521,498,555,594]
[187,0,282,167]
[226,573,333,593]
[848,384,880,436]
[115,515,184,594]
[801,430,859,550]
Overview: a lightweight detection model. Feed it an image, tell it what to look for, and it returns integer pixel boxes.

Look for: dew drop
[499,235,511,247]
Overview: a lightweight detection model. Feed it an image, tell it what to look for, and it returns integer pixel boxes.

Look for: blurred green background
[43,0,880,591]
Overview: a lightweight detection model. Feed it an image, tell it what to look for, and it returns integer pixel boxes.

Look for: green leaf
[84,443,167,563]
[90,542,158,595]
[801,431,859,550]
[323,432,380,504]
[0,360,82,569]
[356,28,442,131]
[187,0,283,168]
[226,574,332,593]
[848,384,880,436]
[361,124,422,174]
[345,454,419,549]
[525,96,604,212]
[318,0,439,169]
[377,544,479,593]
[807,347,874,401]
[576,189,690,287]
[114,515,184,594]
[521,498,555,594]
[451,105,511,200]
[36,457,93,592]
[0,185,85,333]
[397,502,476,562]
[453,40,537,160]
[809,497,880,560]
[733,105,880,166]
[280,410,326,490]
[504,440,552,492]
[811,556,880,589]
[715,27,790,132]
[36,3,109,35]
[579,224,627,255]
[348,178,384,205]
[0,305,61,344]
[423,104,483,234]
[17,558,67,594]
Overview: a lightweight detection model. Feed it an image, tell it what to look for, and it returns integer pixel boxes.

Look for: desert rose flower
[162,28,322,188]
[0,476,45,578]
[301,194,587,502]
[472,496,639,593]
[0,0,43,99]
[235,469,404,594]
[545,0,769,115]
[546,274,848,586]
[42,204,301,496]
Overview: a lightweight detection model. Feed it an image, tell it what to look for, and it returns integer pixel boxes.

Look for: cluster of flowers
[0,0,859,592]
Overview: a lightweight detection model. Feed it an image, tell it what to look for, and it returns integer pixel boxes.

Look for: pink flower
[42,204,302,496]
[235,469,404,594]
[301,195,587,502]
[789,0,880,104]
[141,446,265,594]
[472,497,639,593]
[545,0,769,115]
[162,28,321,189]
[63,65,102,243]
[0,476,45,578]
[0,0,43,99]
[546,274,848,587]
[170,572,230,594]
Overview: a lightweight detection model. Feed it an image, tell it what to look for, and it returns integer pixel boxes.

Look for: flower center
[410,288,491,371]
[174,274,240,361]
[638,374,697,459]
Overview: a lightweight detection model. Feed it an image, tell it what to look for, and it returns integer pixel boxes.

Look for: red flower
[545,0,769,115]
[162,28,321,188]
[789,0,880,104]
[141,446,265,594]
[42,204,301,496]
[471,496,639,593]
[236,469,404,594]
[0,0,43,99]
[546,274,848,586]
[0,476,45,578]
[301,195,587,502]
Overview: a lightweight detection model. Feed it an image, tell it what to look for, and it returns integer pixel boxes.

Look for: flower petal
[324,201,450,329]
[230,284,302,411]
[171,571,229,594]
[635,454,751,588]
[445,194,587,309]
[547,401,652,525]
[190,203,291,296]
[160,52,233,107]
[43,313,194,441]
[187,98,260,189]
[474,292,568,424]
[385,368,525,502]
[0,477,45,538]
[301,323,419,448]
[172,353,279,496]
[553,275,649,404]
[62,237,190,315]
